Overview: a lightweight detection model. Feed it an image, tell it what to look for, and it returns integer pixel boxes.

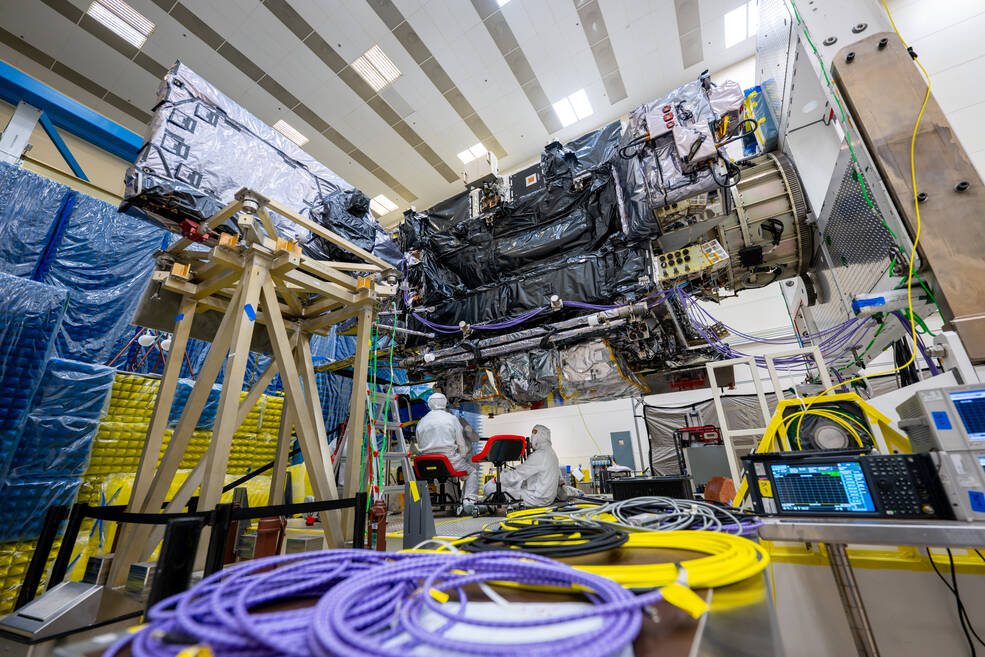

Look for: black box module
[610,476,693,500]
[742,450,953,519]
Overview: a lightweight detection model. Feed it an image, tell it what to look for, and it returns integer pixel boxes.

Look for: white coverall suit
[500,424,561,507]
[415,393,479,502]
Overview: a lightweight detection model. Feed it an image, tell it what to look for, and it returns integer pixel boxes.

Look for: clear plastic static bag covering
[43,193,168,365]
[0,162,71,278]
[124,61,351,242]
[615,77,735,240]
[0,273,67,481]
[9,358,114,478]
[558,339,647,401]
[497,349,560,405]
[0,477,81,542]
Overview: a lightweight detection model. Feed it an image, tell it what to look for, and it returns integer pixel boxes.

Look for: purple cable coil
[105,551,663,657]
[309,551,661,657]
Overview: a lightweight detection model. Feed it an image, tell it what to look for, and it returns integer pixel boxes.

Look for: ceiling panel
[0,0,757,212]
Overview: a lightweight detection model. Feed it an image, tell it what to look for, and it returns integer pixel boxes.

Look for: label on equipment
[763,497,776,514]
[758,479,773,497]
[754,462,766,476]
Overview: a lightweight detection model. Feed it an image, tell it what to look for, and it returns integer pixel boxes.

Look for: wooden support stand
[108,189,397,585]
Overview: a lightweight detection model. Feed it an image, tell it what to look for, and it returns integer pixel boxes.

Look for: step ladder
[366,390,416,500]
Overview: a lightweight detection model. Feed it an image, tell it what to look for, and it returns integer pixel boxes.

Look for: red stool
[473,434,527,510]
[413,454,468,513]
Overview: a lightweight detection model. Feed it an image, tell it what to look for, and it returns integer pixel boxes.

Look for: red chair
[473,434,527,510]
[413,454,468,513]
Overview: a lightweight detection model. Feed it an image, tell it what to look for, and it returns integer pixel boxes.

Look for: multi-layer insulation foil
[123,62,400,267]
[404,122,648,326]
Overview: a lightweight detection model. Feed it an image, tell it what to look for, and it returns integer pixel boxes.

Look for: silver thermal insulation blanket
[123,62,400,267]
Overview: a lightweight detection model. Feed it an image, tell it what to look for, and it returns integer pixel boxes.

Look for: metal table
[758,518,985,657]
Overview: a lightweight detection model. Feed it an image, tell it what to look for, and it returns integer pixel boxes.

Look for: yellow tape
[429,588,450,603]
[176,646,213,657]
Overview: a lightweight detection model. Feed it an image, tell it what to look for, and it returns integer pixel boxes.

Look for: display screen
[769,461,876,513]
[979,455,985,472]
[949,389,985,440]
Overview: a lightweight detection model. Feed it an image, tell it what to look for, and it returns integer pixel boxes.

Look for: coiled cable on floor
[308,551,664,657]
[456,518,629,557]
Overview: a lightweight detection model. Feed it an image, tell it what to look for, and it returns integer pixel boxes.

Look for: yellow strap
[410,479,420,503]
[176,646,213,657]
[660,583,709,618]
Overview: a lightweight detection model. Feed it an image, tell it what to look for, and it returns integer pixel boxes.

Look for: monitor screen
[949,389,985,440]
[769,461,877,513]
[979,455,985,472]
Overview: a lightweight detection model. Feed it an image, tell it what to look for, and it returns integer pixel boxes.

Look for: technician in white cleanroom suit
[499,424,561,507]
[415,393,479,511]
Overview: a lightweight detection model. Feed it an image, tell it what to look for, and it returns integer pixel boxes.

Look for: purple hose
[893,311,940,376]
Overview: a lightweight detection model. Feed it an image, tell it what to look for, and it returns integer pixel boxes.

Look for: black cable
[458,519,628,557]
[715,118,759,147]
[927,548,985,653]
[618,135,649,160]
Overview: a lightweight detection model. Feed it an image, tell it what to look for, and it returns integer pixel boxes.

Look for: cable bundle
[309,551,662,657]
[106,550,671,657]
[457,518,628,557]
[107,550,401,657]
[512,496,761,537]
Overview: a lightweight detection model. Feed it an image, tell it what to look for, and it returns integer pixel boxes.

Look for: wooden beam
[166,199,243,254]
[269,402,294,505]
[194,268,240,300]
[265,198,394,271]
[198,257,266,510]
[303,301,366,333]
[341,305,374,537]
[272,274,303,316]
[312,260,382,273]
[260,277,344,547]
[257,207,280,240]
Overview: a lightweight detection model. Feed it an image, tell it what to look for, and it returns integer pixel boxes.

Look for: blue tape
[244,303,256,321]
[851,296,884,313]
[932,411,952,431]
[176,313,184,321]
[969,490,985,513]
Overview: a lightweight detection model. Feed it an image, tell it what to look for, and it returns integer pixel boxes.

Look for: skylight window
[370,194,398,216]
[457,143,488,164]
[725,1,758,48]
[86,0,155,48]
[273,119,308,147]
[552,89,593,128]
[351,45,402,92]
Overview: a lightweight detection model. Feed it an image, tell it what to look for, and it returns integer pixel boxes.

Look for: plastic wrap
[9,358,114,478]
[558,339,647,401]
[168,377,223,429]
[302,188,402,268]
[497,349,559,405]
[43,194,168,364]
[0,477,81,541]
[0,273,67,480]
[124,62,351,242]
[0,163,72,278]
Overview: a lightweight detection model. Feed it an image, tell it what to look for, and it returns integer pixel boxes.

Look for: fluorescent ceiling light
[370,194,398,216]
[725,1,757,48]
[497,0,511,6]
[351,45,402,92]
[457,142,488,164]
[86,0,155,48]
[273,119,308,146]
[552,89,594,128]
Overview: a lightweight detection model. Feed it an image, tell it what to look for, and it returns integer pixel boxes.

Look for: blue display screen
[979,455,985,471]
[949,389,985,440]
[770,461,876,513]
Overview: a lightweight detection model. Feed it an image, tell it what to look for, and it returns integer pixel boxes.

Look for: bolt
[852,22,868,34]
[878,37,889,49]
[846,51,855,63]
[917,192,928,202]
[823,36,837,46]
[954,181,970,192]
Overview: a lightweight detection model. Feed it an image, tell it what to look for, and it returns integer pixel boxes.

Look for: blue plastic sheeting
[0,273,67,480]
[0,476,81,541]
[42,193,168,364]
[0,162,71,278]
[315,371,353,432]
[168,377,223,429]
[9,358,114,477]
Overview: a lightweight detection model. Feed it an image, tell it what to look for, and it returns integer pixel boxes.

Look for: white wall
[886,0,985,180]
